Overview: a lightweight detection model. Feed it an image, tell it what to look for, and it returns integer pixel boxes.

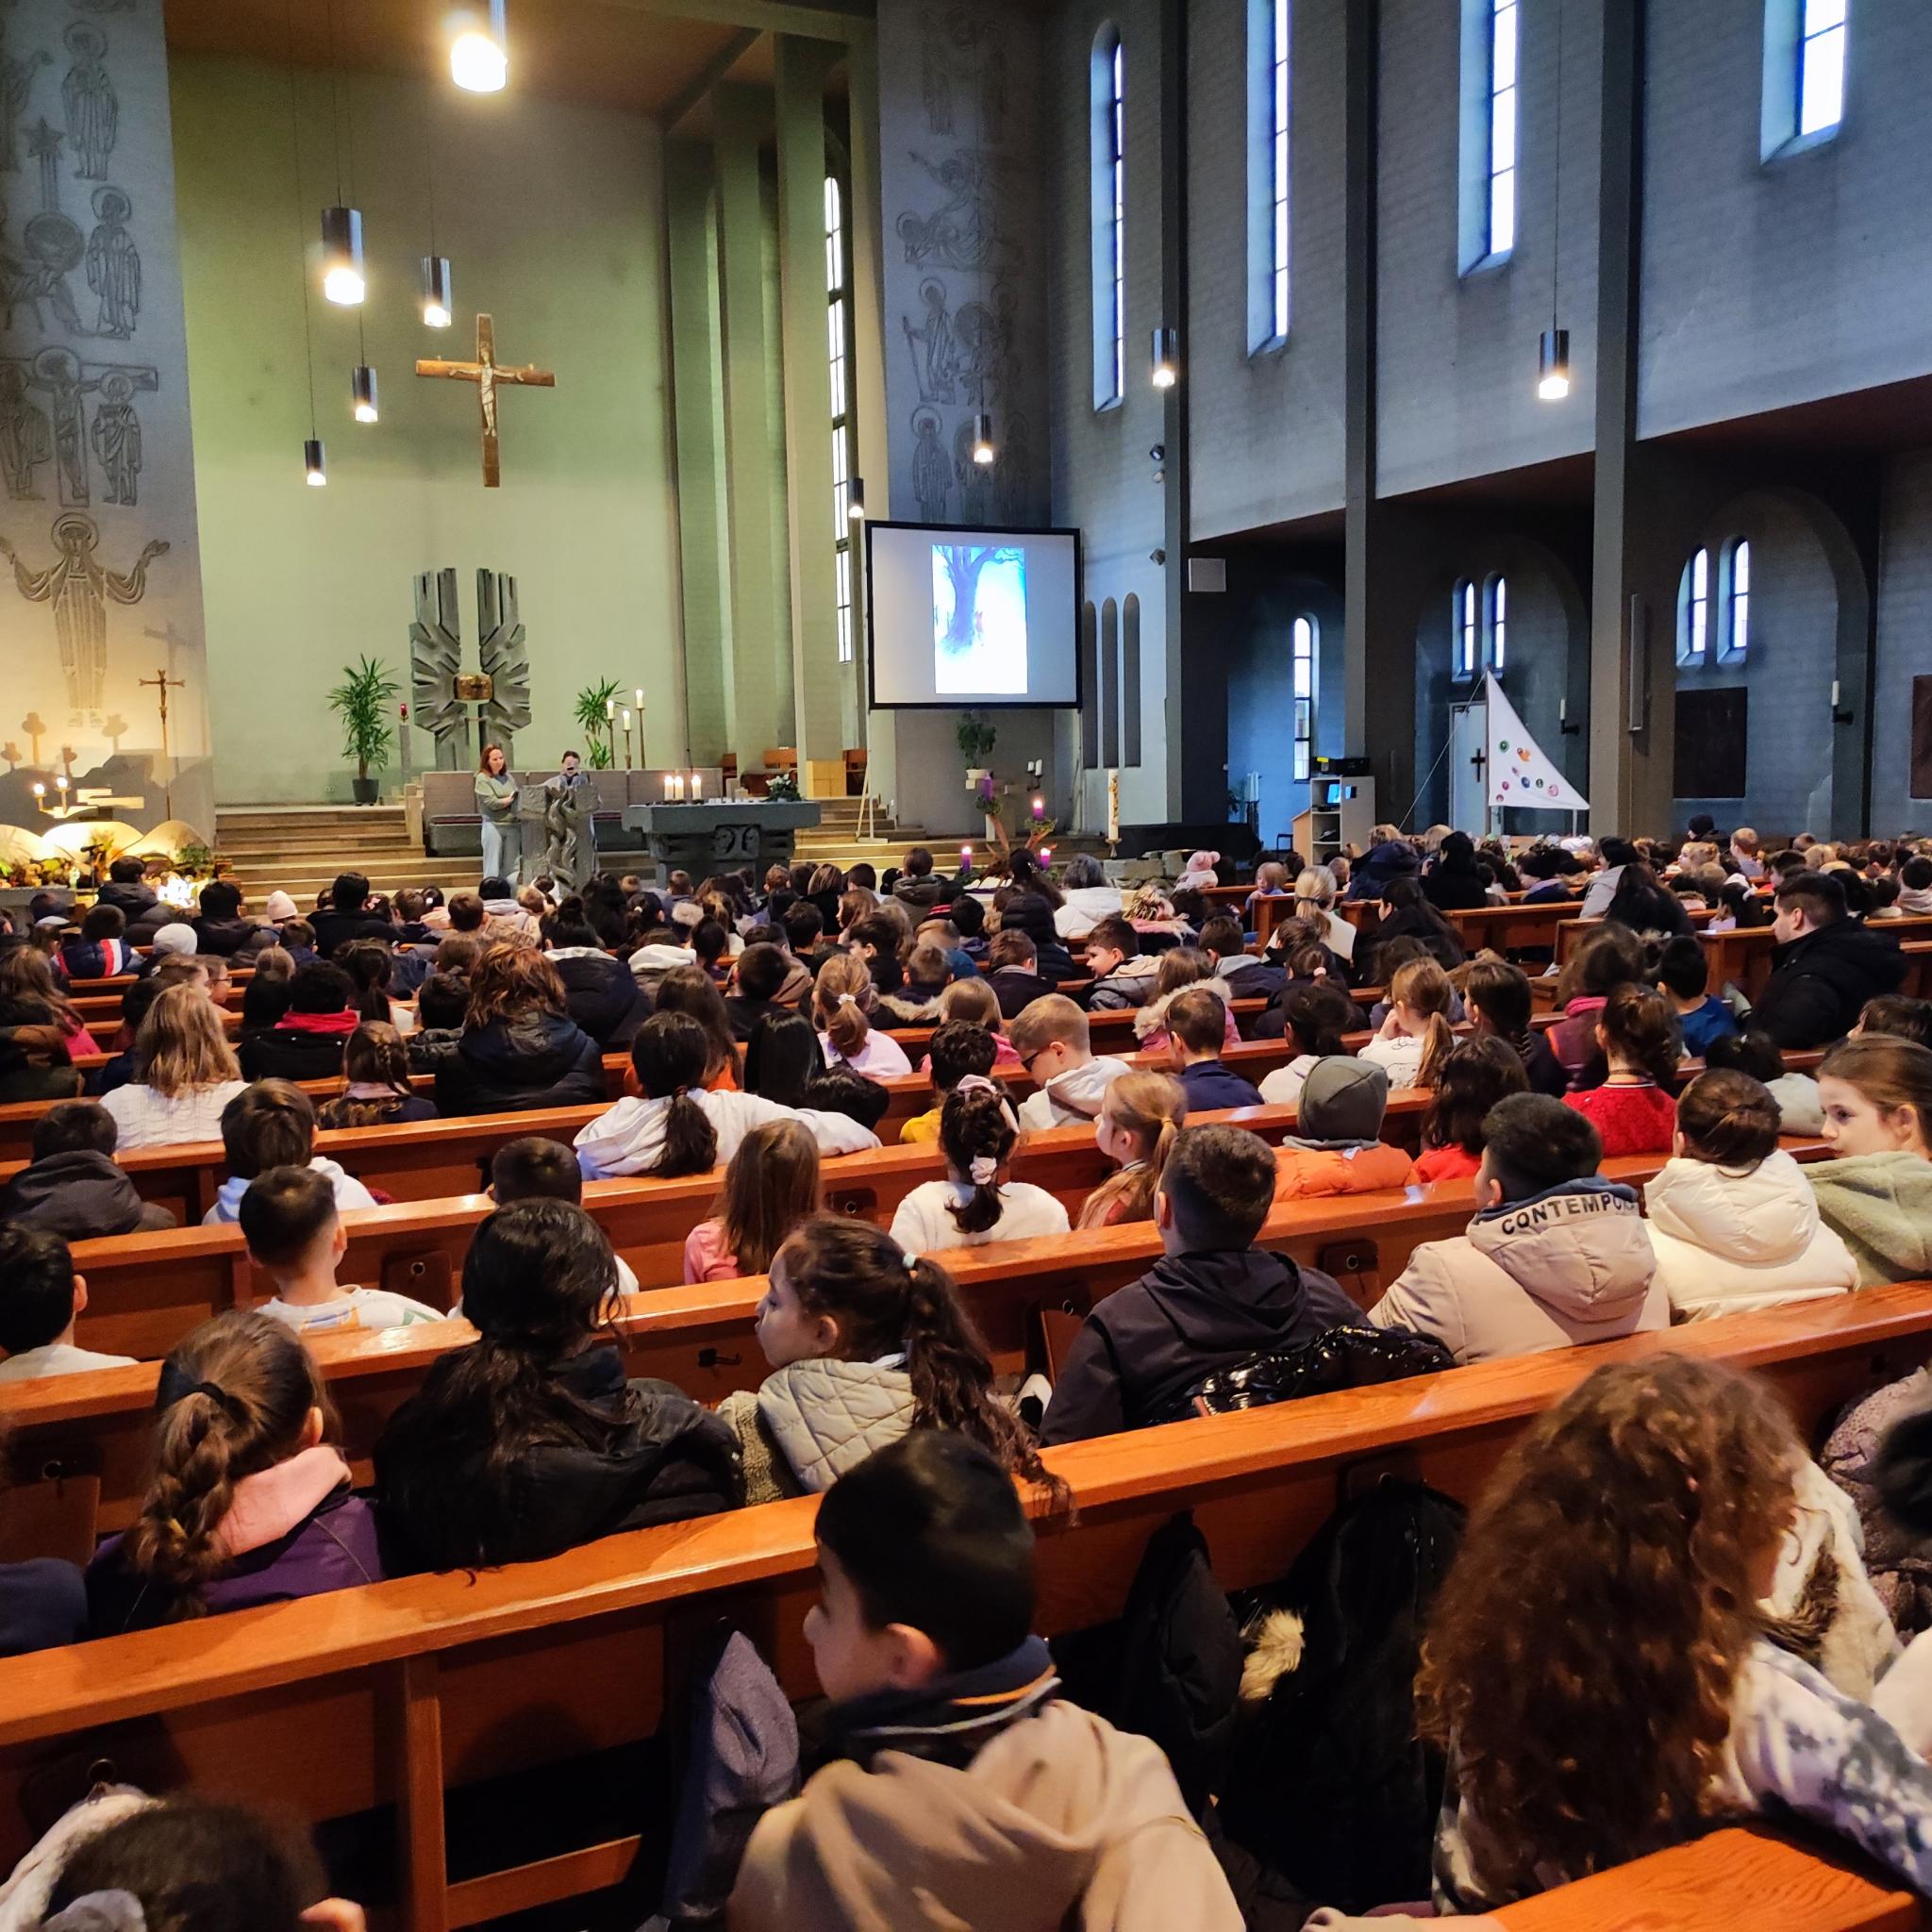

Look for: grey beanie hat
[1296,1055,1389,1147]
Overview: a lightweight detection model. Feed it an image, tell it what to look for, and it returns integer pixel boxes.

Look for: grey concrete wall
[1374,0,1600,497]
[1872,454,1932,831]
[1640,0,1932,439]
[1185,0,1346,536]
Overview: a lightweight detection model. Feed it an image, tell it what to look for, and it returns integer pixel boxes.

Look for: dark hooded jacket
[1346,841,1420,903]
[548,947,648,1049]
[374,1343,742,1572]
[1041,1248,1357,1444]
[1754,918,1907,1050]
[0,1000,81,1104]
[435,1009,607,1115]
[192,915,278,961]
[240,1015,359,1083]
[0,1149,175,1239]
[97,879,171,946]
[996,893,1077,982]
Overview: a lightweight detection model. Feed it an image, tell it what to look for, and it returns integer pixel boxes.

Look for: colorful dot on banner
[1518,746,1531,761]
[1499,740,1510,752]
[1534,778,1544,790]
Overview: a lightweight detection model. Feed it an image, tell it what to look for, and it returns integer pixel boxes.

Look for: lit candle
[1031,793,1044,820]
[691,771,702,799]
[960,843,973,866]
[1039,847,1052,865]
[1107,770,1120,845]
[31,782,44,799]
[56,774,67,791]
[662,774,672,800]
[606,698,614,721]
[634,687,643,709]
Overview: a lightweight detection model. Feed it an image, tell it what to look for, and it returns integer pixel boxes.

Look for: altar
[622,799,822,886]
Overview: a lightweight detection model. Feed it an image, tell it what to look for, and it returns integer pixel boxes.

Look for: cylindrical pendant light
[450,0,508,92]
[848,476,867,521]
[971,413,995,466]
[320,204,364,305]
[1150,326,1178,389]
[351,363,379,423]
[421,255,453,328]
[304,438,327,486]
[1537,326,1571,402]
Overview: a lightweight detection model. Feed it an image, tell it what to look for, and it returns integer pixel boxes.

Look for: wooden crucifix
[415,313,556,488]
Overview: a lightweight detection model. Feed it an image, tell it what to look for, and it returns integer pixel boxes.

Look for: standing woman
[475,743,521,886]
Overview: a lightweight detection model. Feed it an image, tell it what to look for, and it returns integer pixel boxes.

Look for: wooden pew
[0,1282,1924,1930]
[1493,1827,1922,1932]
[18,1143,1826,1522]
[886,996,1270,1057]
[44,1102,1433,1367]
[1551,914,1932,1002]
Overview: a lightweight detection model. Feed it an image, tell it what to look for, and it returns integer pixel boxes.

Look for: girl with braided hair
[86,1310,381,1633]
[889,1084,1069,1254]
[719,1214,1068,1507]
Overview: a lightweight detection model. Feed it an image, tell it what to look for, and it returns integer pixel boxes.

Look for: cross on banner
[415,313,556,489]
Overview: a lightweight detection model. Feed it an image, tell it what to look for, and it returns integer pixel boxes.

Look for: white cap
[264,891,298,922]
[152,923,198,955]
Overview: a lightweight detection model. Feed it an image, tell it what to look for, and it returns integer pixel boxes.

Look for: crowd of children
[4,824,1932,1924]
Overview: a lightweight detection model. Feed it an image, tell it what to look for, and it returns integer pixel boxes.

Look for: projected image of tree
[932,543,1029,696]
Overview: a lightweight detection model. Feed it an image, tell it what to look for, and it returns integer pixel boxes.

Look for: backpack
[1219,1478,1466,1913]
[1146,1324,1456,1427]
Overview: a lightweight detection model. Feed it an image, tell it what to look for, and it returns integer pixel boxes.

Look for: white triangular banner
[1485,673,1589,812]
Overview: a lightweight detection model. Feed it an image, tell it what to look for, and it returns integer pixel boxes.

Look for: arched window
[1247,0,1291,351]
[1485,574,1507,672]
[1091,26,1125,409]
[1291,614,1317,780]
[1100,597,1121,767]
[1123,593,1143,767]
[1677,546,1711,666]
[1453,579,1479,680]
[1764,0,1847,156]
[1079,601,1100,769]
[1459,0,1517,271]
[1720,538,1751,663]
[824,175,855,664]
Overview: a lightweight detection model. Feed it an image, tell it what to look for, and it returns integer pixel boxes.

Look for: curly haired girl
[87,1309,380,1632]
[1419,1354,1926,1911]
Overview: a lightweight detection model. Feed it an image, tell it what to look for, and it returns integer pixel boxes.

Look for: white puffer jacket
[1644,1149,1858,1321]
[757,1357,914,1493]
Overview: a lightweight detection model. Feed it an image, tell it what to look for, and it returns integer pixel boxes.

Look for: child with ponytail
[1563,981,1682,1156]
[890,1084,1071,1254]
[87,1309,381,1633]
[1077,1071,1187,1229]
[719,1215,1065,1505]
[813,951,913,1077]
[1358,956,1455,1091]
[575,1012,879,1178]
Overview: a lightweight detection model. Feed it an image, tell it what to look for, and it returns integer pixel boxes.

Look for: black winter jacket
[0,1149,176,1240]
[97,880,171,946]
[549,948,648,1049]
[192,915,279,960]
[1754,918,1907,1050]
[240,1022,358,1083]
[374,1343,742,1572]
[435,1010,606,1116]
[1041,1248,1357,1444]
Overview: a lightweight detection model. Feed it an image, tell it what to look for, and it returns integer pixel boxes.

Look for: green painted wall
[168,56,682,804]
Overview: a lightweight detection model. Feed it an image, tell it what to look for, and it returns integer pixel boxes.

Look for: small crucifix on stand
[138,663,185,818]
[415,313,556,488]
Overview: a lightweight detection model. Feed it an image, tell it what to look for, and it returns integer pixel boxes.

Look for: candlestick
[1107,770,1120,847]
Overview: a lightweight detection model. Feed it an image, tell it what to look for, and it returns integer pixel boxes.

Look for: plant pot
[965,767,990,791]
[352,777,379,806]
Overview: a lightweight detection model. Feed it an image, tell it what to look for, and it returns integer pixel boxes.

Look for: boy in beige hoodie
[728,1431,1241,1931]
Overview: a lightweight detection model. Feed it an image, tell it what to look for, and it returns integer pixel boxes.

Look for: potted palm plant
[328,655,400,806]
[957,710,997,791]
[573,678,622,767]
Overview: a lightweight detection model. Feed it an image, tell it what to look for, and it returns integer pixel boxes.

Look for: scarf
[812,1635,1059,1774]
[274,1008,360,1035]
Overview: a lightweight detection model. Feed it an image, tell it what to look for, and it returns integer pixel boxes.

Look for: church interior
[7,3,1932,1930]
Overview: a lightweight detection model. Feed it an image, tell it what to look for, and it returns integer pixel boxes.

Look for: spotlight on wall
[971,413,995,466]
[449,0,508,91]
[351,364,379,425]
[1537,326,1572,402]
[304,438,328,487]
[848,476,866,520]
[1150,325,1178,390]
[320,205,365,306]
[421,255,454,328]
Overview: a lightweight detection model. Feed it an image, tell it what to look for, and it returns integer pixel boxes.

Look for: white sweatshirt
[574,1088,878,1178]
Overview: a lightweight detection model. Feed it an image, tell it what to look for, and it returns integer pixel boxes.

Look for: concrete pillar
[665,142,732,764]
[846,25,891,772]
[774,35,845,774]
[713,85,792,762]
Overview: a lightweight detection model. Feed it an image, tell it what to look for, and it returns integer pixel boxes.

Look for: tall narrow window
[1798,0,1847,137]
[1101,597,1121,767]
[825,175,855,664]
[1459,0,1516,270]
[1677,547,1710,666]
[1091,27,1125,408]
[1246,1,1291,350]
[1123,593,1143,766]
[1080,602,1100,769]
[1763,0,1846,157]
[1453,580,1479,680]
[1485,575,1508,672]
[1291,614,1317,781]
[1721,539,1752,663]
